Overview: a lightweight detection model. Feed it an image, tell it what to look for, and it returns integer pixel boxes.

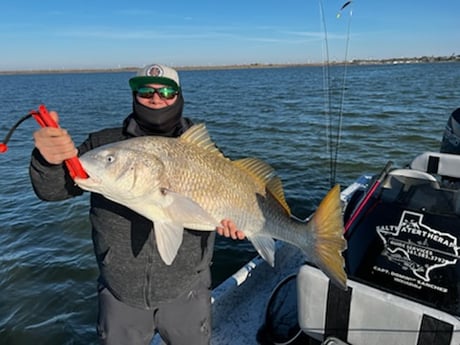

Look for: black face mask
[124,93,185,137]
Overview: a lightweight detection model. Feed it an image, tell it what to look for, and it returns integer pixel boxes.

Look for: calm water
[0,63,459,344]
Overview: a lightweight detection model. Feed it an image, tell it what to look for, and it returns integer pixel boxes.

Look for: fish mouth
[74,174,102,189]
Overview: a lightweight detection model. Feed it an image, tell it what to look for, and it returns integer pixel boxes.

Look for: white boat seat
[297,264,460,345]
[411,152,460,180]
[383,168,440,191]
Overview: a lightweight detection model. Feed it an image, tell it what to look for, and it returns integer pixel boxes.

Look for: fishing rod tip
[0,143,8,153]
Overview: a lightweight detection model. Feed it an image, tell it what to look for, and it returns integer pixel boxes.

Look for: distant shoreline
[1,55,458,75]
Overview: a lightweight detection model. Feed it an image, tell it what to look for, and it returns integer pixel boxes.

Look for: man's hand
[217,219,246,240]
[33,111,78,165]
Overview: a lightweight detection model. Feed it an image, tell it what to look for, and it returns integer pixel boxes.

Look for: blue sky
[0,1,458,71]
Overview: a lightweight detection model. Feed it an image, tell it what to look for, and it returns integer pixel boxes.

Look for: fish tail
[309,184,347,289]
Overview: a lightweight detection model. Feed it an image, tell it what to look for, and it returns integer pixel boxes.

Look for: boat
[207,149,460,345]
[205,110,460,345]
[152,147,460,345]
[150,125,460,344]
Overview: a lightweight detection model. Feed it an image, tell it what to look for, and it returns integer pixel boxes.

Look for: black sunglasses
[136,86,179,100]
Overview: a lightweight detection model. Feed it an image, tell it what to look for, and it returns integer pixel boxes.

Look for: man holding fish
[30,63,346,345]
[30,63,244,345]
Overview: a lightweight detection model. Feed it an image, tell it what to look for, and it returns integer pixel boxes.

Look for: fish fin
[180,124,227,159]
[247,235,276,267]
[154,222,184,265]
[310,184,348,290]
[266,176,291,216]
[233,158,275,185]
[234,158,291,215]
[162,189,218,230]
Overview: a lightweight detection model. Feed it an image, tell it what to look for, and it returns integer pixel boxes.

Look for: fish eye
[106,155,115,163]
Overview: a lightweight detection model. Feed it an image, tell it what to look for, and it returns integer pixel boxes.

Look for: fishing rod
[318,0,333,188]
[344,160,393,233]
[334,1,353,185]
[0,104,88,179]
[318,0,353,188]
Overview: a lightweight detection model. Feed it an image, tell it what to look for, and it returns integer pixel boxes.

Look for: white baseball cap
[129,64,180,91]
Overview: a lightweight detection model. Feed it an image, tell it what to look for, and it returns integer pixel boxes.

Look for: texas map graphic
[376,211,459,282]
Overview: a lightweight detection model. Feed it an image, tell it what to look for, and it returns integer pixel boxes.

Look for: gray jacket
[29,119,215,309]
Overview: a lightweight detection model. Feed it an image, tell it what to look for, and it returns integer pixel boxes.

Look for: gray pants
[96,280,212,345]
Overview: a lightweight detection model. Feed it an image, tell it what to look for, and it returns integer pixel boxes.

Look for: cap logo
[146,65,164,77]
